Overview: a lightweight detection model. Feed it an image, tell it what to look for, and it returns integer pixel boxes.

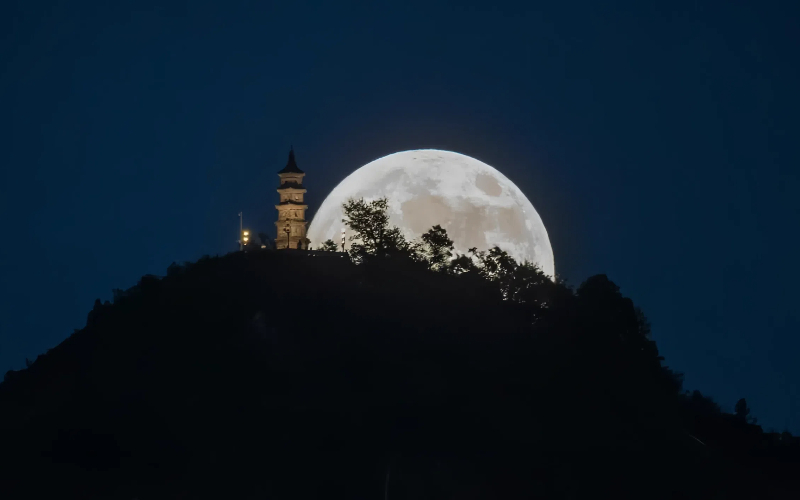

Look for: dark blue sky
[1,1,798,431]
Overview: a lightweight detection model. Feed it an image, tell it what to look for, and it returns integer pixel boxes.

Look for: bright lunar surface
[308,150,554,278]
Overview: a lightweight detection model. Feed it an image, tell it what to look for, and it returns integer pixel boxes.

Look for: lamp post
[284,222,291,250]
[238,212,243,251]
[242,230,250,249]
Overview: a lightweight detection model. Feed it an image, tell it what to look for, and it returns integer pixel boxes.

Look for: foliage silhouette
[419,225,454,271]
[0,198,797,499]
[736,397,758,424]
[342,197,417,262]
[318,239,339,252]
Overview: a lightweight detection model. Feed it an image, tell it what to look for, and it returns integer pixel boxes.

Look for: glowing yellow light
[243,236,249,242]
[243,230,250,236]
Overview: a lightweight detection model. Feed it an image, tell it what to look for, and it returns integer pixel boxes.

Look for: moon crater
[307,149,554,278]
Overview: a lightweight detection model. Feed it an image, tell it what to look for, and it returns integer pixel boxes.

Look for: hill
[1,248,798,499]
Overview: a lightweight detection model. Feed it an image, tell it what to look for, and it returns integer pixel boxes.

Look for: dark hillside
[1,250,798,499]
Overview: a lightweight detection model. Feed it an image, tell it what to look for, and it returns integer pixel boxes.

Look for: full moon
[307,150,554,278]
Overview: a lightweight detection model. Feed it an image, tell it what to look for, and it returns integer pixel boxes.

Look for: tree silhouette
[420,225,454,271]
[342,197,416,261]
[735,398,757,424]
[318,239,339,252]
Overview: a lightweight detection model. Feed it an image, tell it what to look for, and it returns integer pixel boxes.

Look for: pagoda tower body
[275,148,310,250]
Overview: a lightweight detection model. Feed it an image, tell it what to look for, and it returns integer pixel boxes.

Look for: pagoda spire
[279,146,303,174]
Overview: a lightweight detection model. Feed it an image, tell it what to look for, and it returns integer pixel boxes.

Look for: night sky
[1,1,798,432]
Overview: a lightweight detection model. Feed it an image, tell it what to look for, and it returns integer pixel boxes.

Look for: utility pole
[341,229,346,252]
[238,212,243,251]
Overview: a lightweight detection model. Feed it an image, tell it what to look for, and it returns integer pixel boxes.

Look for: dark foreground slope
[0,250,798,499]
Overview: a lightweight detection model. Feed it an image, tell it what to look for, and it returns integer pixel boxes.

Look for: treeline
[0,198,798,499]
[328,198,800,443]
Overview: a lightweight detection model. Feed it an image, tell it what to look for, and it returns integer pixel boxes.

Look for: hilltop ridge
[1,249,798,499]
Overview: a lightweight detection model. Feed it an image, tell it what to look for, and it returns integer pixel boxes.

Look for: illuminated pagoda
[275,147,310,250]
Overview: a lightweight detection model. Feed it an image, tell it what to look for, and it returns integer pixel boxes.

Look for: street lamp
[242,230,250,247]
[283,223,291,249]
